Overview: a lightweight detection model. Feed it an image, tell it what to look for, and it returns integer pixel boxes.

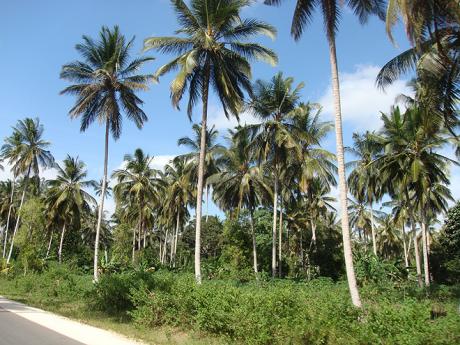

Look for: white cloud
[208,105,259,131]
[0,161,59,181]
[318,65,412,130]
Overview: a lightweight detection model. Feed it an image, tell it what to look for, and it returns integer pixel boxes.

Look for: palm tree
[245,72,306,277]
[60,26,154,281]
[0,131,23,258]
[347,131,383,256]
[177,124,223,220]
[377,106,456,286]
[210,126,272,275]
[4,118,54,264]
[164,157,194,267]
[46,156,96,263]
[264,0,385,307]
[144,0,277,283]
[113,149,164,258]
[378,2,459,132]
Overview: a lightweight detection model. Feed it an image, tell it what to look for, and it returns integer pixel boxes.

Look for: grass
[0,270,223,345]
[1,265,460,345]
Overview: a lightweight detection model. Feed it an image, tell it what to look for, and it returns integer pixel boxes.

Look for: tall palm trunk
[411,218,423,287]
[194,65,211,284]
[132,227,136,264]
[7,166,31,265]
[45,228,54,259]
[172,212,180,267]
[272,174,278,278]
[278,200,283,278]
[328,37,362,308]
[370,199,377,256]
[205,185,209,223]
[2,177,16,258]
[58,224,66,264]
[401,224,409,268]
[94,119,109,282]
[249,207,258,275]
[420,212,430,287]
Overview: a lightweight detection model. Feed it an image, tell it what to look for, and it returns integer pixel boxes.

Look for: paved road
[0,297,144,345]
[0,306,84,345]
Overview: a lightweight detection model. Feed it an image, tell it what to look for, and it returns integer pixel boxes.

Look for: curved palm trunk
[272,175,278,278]
[194,65,211,284]
[58,224,66,264]
[249,207,258,276]
[370,200,377,256]
[7,167,31,265]
[94,120,109,282]
[420,212,430,287]
[2,177,16,258]
[328,37,362,308]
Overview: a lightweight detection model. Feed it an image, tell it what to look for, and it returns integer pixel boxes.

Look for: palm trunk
[132,227,136,264]
[249,207,258,275]
[194,64,211,284]
[205,185,209,223]
[45,228,54,259]
[411,219,423,287]
[370,200,377,256]
[328,37,362,308]
[7,167,31,265]
[272,175,278,278]
[278,200,283,278]
[58,224,66,264]
[420,212,430,287]
[93,119,109,282]
[173,212,180,268]
[2,177,16,258]
[162,228,169,264]
[402,224,409,268]
[310,219,317,247]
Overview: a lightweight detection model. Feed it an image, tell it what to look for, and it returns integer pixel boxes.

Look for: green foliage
[354,249,408,287]
[128,272,460,345]
[431,202,460,284]
[15,197,47,273]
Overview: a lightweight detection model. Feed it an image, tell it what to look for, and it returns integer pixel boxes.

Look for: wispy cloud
[318,65,412,130]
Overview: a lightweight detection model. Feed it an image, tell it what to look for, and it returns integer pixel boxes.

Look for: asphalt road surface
[0,297,143,345]
[0,306,85,345]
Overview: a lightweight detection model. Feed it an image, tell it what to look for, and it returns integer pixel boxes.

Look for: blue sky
[2,0,458,215]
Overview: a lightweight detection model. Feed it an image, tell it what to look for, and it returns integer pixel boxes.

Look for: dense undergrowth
[1,264,459,345]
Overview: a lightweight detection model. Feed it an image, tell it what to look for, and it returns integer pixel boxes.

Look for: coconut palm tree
[210,126,272,275]
[264,0,385,307]
[4,118,54,264]
[377,106,457,286]
[164,157,194,267]
[113,149,165,256]
[245,72,306,277]
[0,131,24,258]
[177,124,224,220]
[60,26,154,281]
[46,156,96,263]
[144,0,277,283]
[347,131,383,256]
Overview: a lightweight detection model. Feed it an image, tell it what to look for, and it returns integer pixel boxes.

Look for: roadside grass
[0,269,223,345]
[1,264,460,345]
